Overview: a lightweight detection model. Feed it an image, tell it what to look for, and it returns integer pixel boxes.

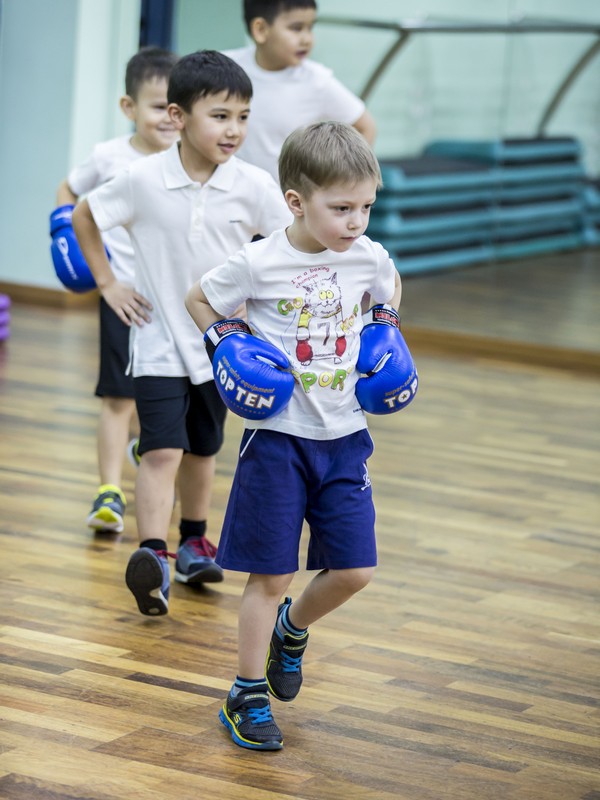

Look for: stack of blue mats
[369,137,587,274]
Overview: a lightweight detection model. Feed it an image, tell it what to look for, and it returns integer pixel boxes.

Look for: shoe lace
[155,550,177,559]
[187,537,218,558]
[280,650,303,673]
[247,705,274,724]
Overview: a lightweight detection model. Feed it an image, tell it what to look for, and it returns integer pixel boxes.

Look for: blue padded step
[374,226,491,255]
[368,197,581,240]
[495,231,584,259]
[376,187,495,212]
[380,157,495,193]
[380,156,584,195]
[496,162,585,184]
[425,136,581,164]
[495,216,582,241]
[376,181,582,213]
[583,181,600,210]
[583,224,600,245]
[495,197,583,224]
[392,244,494,275]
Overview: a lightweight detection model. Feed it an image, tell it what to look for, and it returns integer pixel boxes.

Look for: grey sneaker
[86,484,126,532]
[125,547,171,616]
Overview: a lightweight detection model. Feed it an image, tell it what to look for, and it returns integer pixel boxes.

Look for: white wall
[0,0,140,289]
[174,0,245,54]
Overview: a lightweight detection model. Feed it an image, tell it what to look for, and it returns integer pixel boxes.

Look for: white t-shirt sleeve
[67,146,102,196]
[317,69,365,124]
[201,247,254,318]
[87,169,134,233]
[367,241,397,304]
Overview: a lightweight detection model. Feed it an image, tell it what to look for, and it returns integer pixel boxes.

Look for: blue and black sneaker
[266,597,309,702]
[219,686,283,750]
[125,547,171,616]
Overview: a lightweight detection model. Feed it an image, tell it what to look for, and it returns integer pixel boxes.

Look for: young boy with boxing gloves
[72,50,292,614]
[51,47,179,534]
[185,121,418,751]
[224,0,376,180]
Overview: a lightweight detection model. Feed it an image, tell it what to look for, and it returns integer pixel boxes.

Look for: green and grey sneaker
[219,686,283,750]
[86,484,126,533]
[266,597,309,702]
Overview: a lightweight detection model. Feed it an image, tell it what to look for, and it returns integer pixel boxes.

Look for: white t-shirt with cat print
[200,229,397,440]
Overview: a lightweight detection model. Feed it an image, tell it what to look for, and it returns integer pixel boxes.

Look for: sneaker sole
[174,564,224,585]
[86,508,124,533]
[125,550,168,616]
[218,707,283,751]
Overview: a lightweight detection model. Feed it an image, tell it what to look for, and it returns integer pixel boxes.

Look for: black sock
[179,519,207,547]
[140,538,167,552]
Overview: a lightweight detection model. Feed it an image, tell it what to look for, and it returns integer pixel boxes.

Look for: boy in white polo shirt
[73,50,292,616]
[225,0,377,181]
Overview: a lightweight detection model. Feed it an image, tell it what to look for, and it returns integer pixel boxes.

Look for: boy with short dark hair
[73,50,292,615]
[52,46,179,534]
[224,0,377,180]
[185,121,417,750]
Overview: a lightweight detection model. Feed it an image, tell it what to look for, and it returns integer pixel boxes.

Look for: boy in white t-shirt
[54,47,179,534]
[224,0,376,180]
[185,122,403,750]
[72,51,292,616]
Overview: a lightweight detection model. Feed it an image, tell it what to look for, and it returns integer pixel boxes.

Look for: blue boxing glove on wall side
[49,204,103,293]
[204,319,295,420]
[355,304,418,414]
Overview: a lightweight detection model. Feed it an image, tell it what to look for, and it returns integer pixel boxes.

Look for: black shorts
[133,376,227,457]
[95,298,134,398]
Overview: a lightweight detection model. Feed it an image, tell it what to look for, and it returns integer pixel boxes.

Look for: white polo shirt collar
[163,142,237,192]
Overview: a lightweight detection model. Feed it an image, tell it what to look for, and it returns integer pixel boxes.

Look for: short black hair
[125,47,178,99]
[243,0,317,34]
[167,50,253,113]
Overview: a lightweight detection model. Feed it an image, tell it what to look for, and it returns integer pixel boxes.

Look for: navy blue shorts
[95,298,134,398]
[133,376,227,457]
[217,428,377,574]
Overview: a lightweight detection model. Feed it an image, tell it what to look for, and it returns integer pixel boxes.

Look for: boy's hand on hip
[102,281,153,327]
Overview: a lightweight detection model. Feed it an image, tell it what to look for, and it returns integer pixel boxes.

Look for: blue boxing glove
[355,304,418,414]
[49,205,98,293]
[204,319,295,420]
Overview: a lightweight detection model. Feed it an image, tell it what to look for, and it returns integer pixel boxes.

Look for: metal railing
[317,15,600,134]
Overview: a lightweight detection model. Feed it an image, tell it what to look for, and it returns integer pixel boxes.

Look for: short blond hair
[278,121,382,196]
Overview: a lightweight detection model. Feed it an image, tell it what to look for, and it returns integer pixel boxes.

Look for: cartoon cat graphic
[296,273,348,365]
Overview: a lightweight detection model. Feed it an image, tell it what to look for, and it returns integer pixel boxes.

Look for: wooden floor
[0,252,599,799]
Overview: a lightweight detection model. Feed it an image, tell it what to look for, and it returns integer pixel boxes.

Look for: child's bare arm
[72,200,152,327]
[56,179,78,207]
[185,282,224,333]
[353,109,377,146]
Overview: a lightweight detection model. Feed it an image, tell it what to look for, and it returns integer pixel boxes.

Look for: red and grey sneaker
[174,536,224,584]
